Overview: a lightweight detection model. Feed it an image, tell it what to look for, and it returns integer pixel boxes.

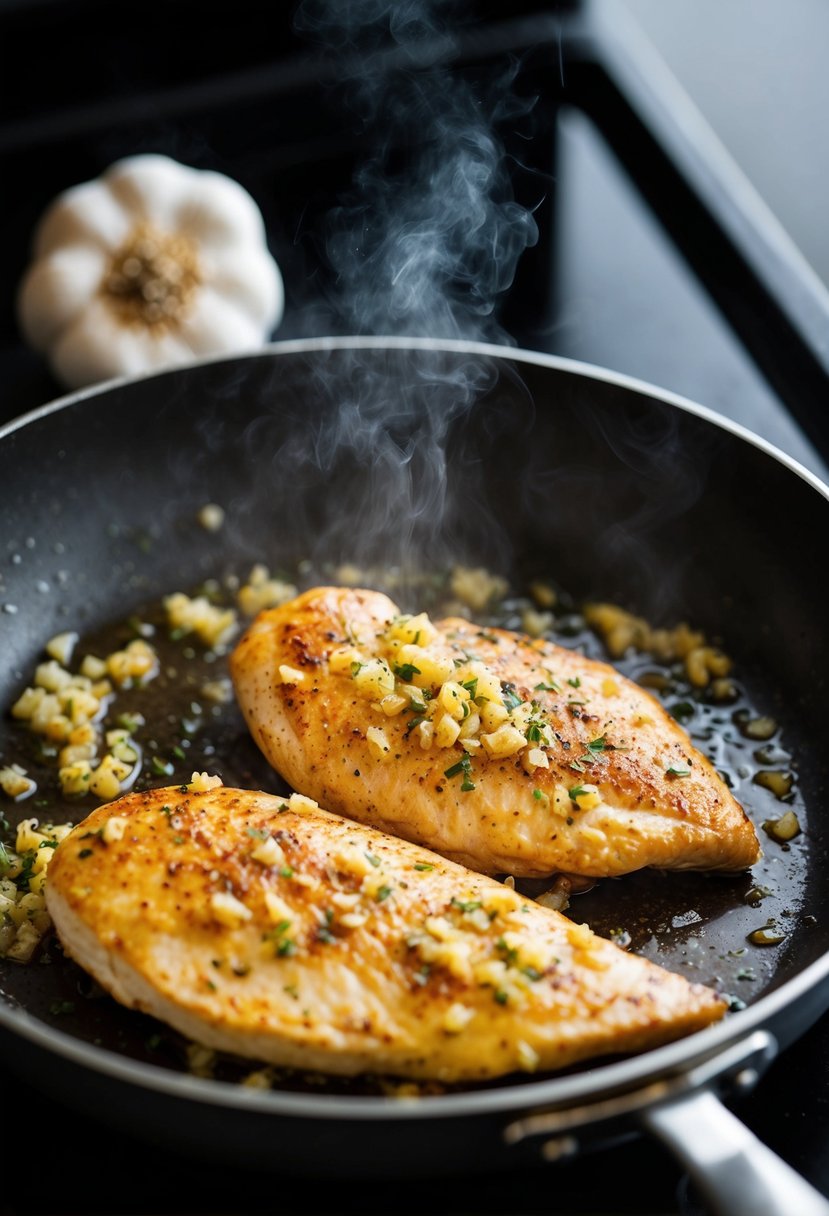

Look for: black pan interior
[0,342,827,1113]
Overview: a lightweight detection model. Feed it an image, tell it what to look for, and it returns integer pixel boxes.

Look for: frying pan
[1,336,828,1216]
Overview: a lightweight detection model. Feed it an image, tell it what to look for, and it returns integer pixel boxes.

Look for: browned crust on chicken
[45,784,727,1082]
[229,587,760,878]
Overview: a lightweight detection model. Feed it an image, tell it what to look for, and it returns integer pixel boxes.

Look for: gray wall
[622,0,829,288]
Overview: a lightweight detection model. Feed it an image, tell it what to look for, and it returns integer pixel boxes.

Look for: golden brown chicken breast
[230,586,760,879]
[45,781,727,1082]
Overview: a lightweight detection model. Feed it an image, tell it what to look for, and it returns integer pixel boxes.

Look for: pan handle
[642,1088,829,1216]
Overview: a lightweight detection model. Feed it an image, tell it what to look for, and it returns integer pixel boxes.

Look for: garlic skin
[17,154,284,389]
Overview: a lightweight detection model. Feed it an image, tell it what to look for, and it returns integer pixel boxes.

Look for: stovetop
[1,2,828,1213]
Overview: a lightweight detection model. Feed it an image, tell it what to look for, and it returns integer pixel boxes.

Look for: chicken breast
[45,781,726,1082]
[230,586,760,879]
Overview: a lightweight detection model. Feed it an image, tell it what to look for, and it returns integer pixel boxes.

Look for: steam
[285,0,539,588]
[299,0,538,341]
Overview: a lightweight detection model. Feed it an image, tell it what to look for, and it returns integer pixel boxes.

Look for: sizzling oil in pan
[0,562,811,1097]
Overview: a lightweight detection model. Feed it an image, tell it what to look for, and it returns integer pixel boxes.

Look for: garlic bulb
[17,154,284,389]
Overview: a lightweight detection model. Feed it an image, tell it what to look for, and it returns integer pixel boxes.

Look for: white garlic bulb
[17,154,284,389]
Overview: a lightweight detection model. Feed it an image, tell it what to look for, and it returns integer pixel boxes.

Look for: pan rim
[1,334,827,1122]
[1,334,828,505]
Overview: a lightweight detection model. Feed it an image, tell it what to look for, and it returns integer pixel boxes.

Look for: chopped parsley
[393,663,421,682]
[666,765,691,778]
[444,753,475,791]
[501,684,522,711]
[413,862,434,871]
[451,897,483,914]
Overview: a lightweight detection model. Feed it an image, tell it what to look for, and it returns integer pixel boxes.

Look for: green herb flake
[666,765,692,778]
[413,862,434,871]
[394,663,421,682]
[375,885,393,903]
[364,852,381,868]
[567,677,582,688]
[278,865,295,879]
[451,897,483,914]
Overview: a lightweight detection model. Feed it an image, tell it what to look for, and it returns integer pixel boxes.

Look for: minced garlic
[584,602,732,688]
[0,764,36,802]
[1,819,72,963]
[237,565,297,616]
[449,566,509,613]
[330,610,564,779]
[210,891,253,927]
[164,591,237,649]
[189,772,223,793]
[443,1002,476,1033]
[251,835,286,867]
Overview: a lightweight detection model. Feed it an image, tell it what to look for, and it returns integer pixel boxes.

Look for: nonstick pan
[1,336,828,1216]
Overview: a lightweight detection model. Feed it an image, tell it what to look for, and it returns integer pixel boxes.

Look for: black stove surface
[1,3,828,1213]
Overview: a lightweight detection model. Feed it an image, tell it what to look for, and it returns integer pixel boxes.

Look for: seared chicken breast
[230,587,760,879]
[45,782,726,1082]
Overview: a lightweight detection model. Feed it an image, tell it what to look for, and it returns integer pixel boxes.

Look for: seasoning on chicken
[45,782,728,1082]
[229,587,761,879]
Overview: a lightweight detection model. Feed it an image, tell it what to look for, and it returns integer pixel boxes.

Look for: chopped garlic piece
[480,724,527,760]
[46,631,79,666]
[0,765,36,801]
[572,783,601,811]
[288,793,319,816]
[278,664,306,685]
[443,1002,476,1034]
[101,816,128,844]
[164,592,237,649]
[237,565,297,615]
[80,654,107,679]
[366,725,391,760]
[251,835,286,867]
[264,890,294,924]
[210,891,253,927]
[449,566,509,612]
[190,772,223,792]
[433,714,461,748]
[106,638,159,687]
